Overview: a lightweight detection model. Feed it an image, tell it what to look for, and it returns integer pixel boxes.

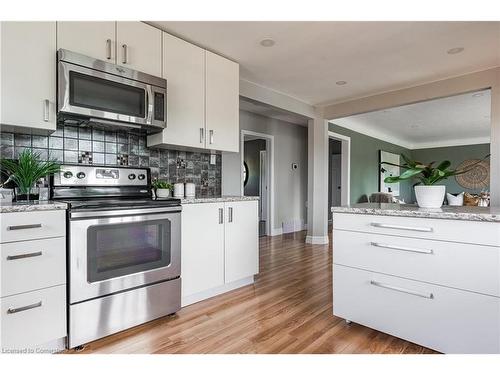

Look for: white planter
[156,189,171,198]
[414,185,446,208]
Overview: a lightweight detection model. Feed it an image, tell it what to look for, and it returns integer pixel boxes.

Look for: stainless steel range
[52,165,181,349]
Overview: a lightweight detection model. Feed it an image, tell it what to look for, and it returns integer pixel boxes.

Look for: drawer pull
[7,224,42,231]
[7,251,43,261]
[370,280,434,299]
[370,242,433,254]
[7,301,42,314]
[370,222,433,233]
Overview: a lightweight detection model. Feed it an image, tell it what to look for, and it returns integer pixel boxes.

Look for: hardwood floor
[69,231,436,354]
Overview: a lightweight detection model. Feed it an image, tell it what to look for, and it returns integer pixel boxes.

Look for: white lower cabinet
[334,265,500,354]
[332,213,500,353]
[224,201,259,284]
[181,203,225,298]
[181,200,259,306]
[0,210,66,352]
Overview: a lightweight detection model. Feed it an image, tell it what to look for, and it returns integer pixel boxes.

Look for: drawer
[333,265,500,353]
[334,230,500,296]
[1,237,66,297]
[1,285,66,350]
[332,213,500,247]
[1,210,66,243]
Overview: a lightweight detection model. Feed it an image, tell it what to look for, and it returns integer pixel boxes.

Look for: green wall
[329,123,413,204]
[329,122,491,204]
[412,144,490,196]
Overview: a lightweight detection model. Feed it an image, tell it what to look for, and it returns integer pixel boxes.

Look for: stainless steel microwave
[57,49,166,133]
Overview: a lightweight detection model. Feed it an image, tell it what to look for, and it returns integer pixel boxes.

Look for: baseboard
[270,223,308,237]
[181,276,255,307]
[305,235,329,245]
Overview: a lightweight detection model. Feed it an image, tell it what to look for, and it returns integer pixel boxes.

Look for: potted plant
[381,154,488,208]
[0,149,61,202]
[152,179,173,198]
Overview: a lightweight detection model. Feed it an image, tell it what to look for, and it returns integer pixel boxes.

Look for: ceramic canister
[185,183,195,198]
[173,183,185,198]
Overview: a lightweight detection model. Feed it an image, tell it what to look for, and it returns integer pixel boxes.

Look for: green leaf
[436,160,451,171]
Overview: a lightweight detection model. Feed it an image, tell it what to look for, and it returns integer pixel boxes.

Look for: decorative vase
[156,188,171,198]
[14,187,40,202]
[414,185,446,208]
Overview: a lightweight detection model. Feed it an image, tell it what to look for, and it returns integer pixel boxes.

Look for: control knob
[128,174,136,180]
[63,171,73,179]
[137,174,146,180]
[76,172,86,179]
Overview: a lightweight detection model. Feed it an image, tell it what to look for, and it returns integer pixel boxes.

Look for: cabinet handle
[122,44,128,64]
[218,208,224,224]
[7,251,43,261]
[370,242,433,255]
[370,280,434,299]
[370,222,433,233]
[200,128,205,144]
[43,99,49,122]
[209,130,214,145]
[7,301,42,314]
[7,224,42,231]
[228,207,233,223]
[106,39,112,59]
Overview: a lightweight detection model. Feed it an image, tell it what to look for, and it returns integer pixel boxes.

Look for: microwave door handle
[146,86,153,124]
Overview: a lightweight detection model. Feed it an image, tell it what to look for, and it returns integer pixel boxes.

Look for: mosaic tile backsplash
[0,125,222,197]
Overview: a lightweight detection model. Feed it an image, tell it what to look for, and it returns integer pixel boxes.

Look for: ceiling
[239,97,309,126]
[333,89,491,149]
[150,21,500,106]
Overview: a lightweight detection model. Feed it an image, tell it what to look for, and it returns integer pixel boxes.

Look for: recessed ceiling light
[336,80,347,86]
[260,38,275,47]
[410,124,420,129]
[472,92,484,98]
[447,47,464,55]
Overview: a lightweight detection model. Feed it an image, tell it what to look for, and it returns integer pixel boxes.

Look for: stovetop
[60,197,181,211]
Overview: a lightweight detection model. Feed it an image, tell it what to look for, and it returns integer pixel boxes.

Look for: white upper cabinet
[1,22,56,132]
[148,34,240,153]
[149,33,205,149]
[224,201,259,283]
[116,22,162,76]
[205,51,240,153]
[57,21,116,62]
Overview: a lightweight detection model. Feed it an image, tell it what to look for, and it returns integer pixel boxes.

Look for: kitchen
[1,6,500,373]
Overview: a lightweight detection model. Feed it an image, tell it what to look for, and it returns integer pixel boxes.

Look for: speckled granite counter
[0,201,68,213]
[331,203,500,222]
[181,196,259,204]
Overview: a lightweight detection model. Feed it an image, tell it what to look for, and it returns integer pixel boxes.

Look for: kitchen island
[331,203,500,354]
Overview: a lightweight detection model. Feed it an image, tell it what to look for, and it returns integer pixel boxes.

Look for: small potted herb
[152,179,173,198]
[382,154,489,208]
[0,149,61,202]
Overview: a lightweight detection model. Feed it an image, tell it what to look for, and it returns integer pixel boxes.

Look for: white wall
[222,110,308,234]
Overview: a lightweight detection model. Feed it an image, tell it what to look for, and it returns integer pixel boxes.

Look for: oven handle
[70,206,182,219]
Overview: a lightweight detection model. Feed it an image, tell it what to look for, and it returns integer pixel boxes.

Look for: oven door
[58,60,166,130]
[69,207,180,304]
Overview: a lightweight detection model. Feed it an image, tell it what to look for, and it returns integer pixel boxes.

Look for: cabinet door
[224,201,259,283]
[205,51,240,152]
[57,21,116,62]
[181,203,225,298]
[116,22,162,76]
[1,22,56,132]
[148,33,205,149]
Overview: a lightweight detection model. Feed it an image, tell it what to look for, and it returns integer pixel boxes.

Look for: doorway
[328,131,351,215]
[241,131,274,237]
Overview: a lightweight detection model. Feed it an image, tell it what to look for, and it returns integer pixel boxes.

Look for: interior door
[181,203,225,299]
[224,201,259,284]
[116,22,162,76]
[57,21,116,62]
[259,150,268,222]
[331,154,342,207]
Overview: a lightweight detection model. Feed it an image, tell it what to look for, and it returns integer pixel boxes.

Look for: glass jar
[14,187,40,202]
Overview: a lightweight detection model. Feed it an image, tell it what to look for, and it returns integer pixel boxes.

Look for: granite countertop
[0,201,68,214]
[181,196,259,204]
[331,203,500,222]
